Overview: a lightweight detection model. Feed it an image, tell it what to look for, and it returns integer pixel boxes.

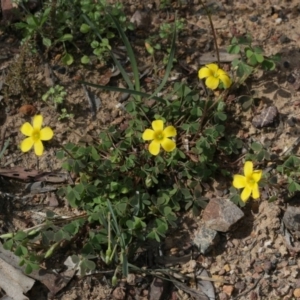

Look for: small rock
[249,15,258,22]
[250,291,258,300]
[193,226,220,254]
[202,198,244,232]
[254,266,263,273]
[235,281,246,292]
[279,35,291,43]
[283,206,300,232]
[223,264,231,272]
[126,273,136,285]
[263,260,274,274]
[287,117,296,127]
[252,106,278,129]
[130,10,151,29]
[275,18,282,24]
[112,287,126,300]
[149,278,169,300]
[219,292,229,300]
[287,73,296,84]
[293,288,300,298]
[223,285,234,296]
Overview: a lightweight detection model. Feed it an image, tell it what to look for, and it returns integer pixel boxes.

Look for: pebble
[219,292,229,300]
[263,261,274,273]
[249,15,258,22]
[283,206,300,231]
[235,281,246,292]
[294,288,300,298]
[252,106,278,129]
[193,226,220,254]
[202,198,244,232]
[275,18,282,24]
[223,285,234,296]
[279,34,291,43]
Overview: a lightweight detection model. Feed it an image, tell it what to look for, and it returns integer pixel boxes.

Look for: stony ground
[1,0,300,299]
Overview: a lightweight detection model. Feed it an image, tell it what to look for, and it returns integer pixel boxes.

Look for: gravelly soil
[1,0,300,299]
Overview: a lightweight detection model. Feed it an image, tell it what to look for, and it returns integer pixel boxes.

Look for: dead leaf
[0,242,75,296]
[19,104,37,116]
[98,69,112,86]
[0,257,35,300]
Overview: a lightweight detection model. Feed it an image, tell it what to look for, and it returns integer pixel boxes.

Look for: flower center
[213,71,219,78]
[155,130,164,141]
[32,129,40,142]
[246,176,256,187]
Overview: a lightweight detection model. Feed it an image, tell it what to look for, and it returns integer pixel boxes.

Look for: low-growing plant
[3,0,300,288]
[14,0,133,64]
[227,34,280,88]
[42,84,67,108]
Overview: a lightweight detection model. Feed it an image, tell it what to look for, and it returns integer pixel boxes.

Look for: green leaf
[25,264,33,274]
[288,181,300,193]
[26,15,38,27]
[59,34,73,42]
[42,37,51,47]
[245,48,253,58]
[238,95,253,111]
[256,150,265,161]
[227,44,240,54]
[62,53,74,65]
[81,55,90,64]
[71,255,80,264]
[83,259,96,271]
[251,142,262,151]
[46,210,55,218]
[3,239,13,250]
[261,59,275,71]
[253,46,263,54]
[14,231,27,241]
[14,245,28,256]
[248,54,258,66]
[80,23,90,33]
[54,230,64,242]
[255,53,264,63]
[56,150,65,159]
[215,111,227,121]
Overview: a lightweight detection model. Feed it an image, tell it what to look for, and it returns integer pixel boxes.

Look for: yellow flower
[20,115,54,156]
[142,120,176,156]
[198,63,232,90]
[233,161,262,202]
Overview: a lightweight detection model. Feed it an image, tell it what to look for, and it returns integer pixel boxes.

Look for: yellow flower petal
[233,175,246,188]
[33,115,43,130]
[148,140,160,156]
[251,183,260,199]
[34,140,44,156]
[152,120,164,132]
[142,129,155,141]
[216,69,226,75]
[205,76,219,90]
[198,66,213,79]
[244,161,253,177]
[206,63,219,72]
[252,170,262,183]
[161,138,176,152]
[218,73,232,88]
[20,122,33,137]
[241,186,251,202]
[40,127,54,141]
[163,126,177,138]
[20,137,34,152]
